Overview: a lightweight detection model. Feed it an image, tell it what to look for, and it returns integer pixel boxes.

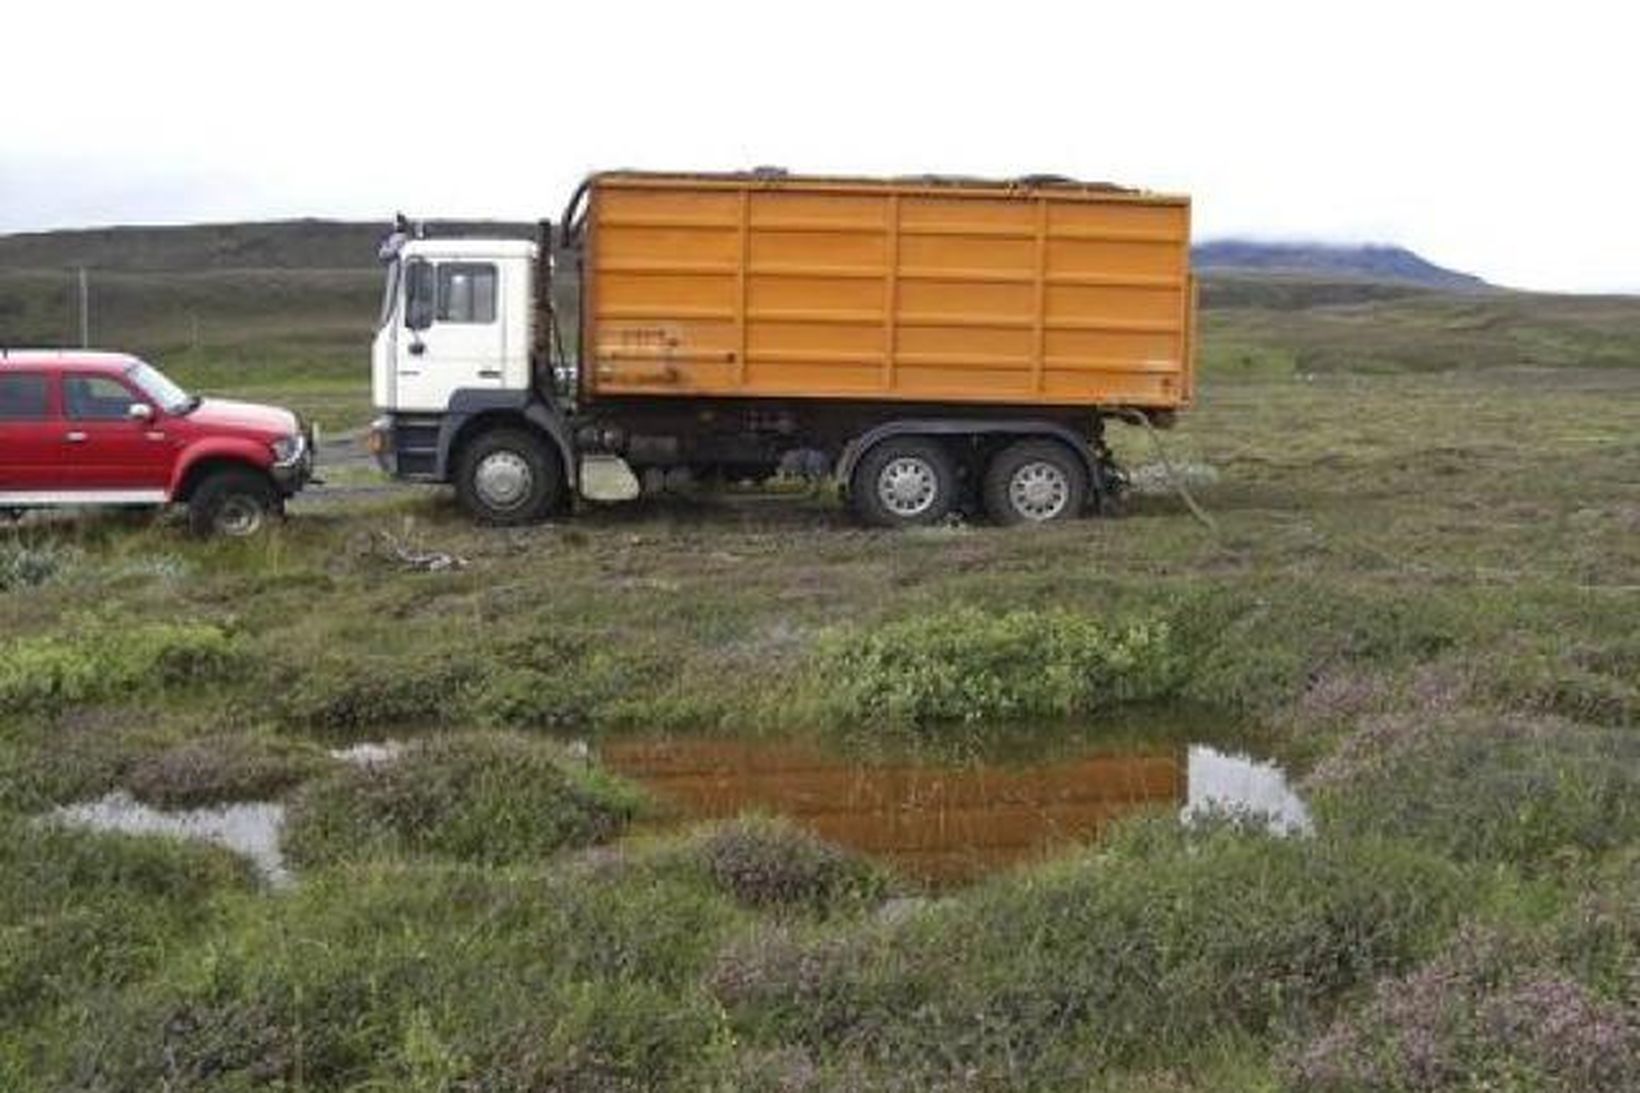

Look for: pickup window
[436,263,497,324]
[0,373,49,420]
[65,374,139,420]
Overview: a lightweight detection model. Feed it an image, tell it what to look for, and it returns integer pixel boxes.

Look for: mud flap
[578,454,641,502]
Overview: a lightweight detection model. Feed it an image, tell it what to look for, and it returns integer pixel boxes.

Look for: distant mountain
[1192,241,1491,291]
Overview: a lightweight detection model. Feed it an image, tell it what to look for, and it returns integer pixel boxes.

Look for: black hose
[559,176,593,248]
[1113,409,1219,533]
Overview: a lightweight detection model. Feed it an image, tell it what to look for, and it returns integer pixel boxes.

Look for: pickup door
[60,371,175,497]
[0,371,61,494]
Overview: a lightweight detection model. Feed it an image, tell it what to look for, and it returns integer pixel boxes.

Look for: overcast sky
[4,1,1636,292]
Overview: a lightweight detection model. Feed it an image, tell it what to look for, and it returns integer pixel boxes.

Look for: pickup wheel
[983,439,1089,525]
[454,428,562,525]
[188,469,278,538]
[850,437,957,528]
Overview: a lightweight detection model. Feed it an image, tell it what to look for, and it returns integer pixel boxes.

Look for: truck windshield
[127,362,196,414]
[378,259,402,330]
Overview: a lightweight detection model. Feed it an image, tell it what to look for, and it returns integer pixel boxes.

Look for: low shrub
[1287,922,1640,1092]
[267,648,483,734]
[0,621,243,715]
[693,816,890,915]
[716,821,1469,1084]
[43,863,738,1091]
[0,541,76,590]
[816,607,1179,731]
[283,732,644,867]
[1313,712,1640,870]
[474,655,639,731]
[1164,582,1469,715]
[124,732,329,808]
[474,625,673,731]
[0,816,249,1027]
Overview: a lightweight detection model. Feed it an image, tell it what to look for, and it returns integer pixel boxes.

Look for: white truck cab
[371,238,538,414]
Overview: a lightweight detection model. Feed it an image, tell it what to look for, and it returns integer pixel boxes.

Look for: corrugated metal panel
[586,173,1192,408]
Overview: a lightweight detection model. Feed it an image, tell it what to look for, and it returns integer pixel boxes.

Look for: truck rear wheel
[455,428,562,525]
[850,437,956,528]
[188,469,278,538]
[983,439,1088,525]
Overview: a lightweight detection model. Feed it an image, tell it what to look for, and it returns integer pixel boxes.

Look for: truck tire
[188,468,278,538]
[983,439,1088,525]
[454,428,562,525]
[850,437,956,528]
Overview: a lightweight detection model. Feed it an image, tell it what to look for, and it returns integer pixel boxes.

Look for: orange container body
[583,172,1194,411]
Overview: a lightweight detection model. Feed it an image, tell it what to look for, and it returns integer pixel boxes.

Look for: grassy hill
[1204,275,1640,375]
[2,220,1636,430]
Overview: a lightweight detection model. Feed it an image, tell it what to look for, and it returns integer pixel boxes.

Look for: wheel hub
[475,451,533,509]
[1009,461,1069,520]
[878,457,938,516]
[214,496,265,537]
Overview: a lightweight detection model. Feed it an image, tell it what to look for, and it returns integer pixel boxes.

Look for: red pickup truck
[0,350,314,536]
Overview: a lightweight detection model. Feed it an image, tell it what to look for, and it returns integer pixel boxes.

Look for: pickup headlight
[270,435,304,465]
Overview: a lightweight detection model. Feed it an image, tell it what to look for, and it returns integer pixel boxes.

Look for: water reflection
[1185,745,1311,834]
[604,735,1305,885]
[49,792,291,886]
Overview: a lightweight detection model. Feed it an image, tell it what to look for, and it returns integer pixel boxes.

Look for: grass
[1,253,1638,1087]
[283,732,644,867]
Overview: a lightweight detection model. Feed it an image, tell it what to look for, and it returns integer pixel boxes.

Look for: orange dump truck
[370,171,1195,526]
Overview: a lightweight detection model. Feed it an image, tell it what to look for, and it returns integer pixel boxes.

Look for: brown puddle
[603,736,1306,887]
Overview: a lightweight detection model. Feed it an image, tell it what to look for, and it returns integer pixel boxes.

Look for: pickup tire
[454,428,563,525]
[850,437,956,528]
[983,439,1088,525]
[188,468,278,538]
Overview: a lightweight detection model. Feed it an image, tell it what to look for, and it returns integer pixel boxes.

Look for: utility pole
[77,267,90,348]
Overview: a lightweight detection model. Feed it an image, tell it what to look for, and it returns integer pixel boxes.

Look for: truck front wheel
[455,428,563,525]
[850,437,956,528]
[188,469,278,538]
[983,439,1089,525]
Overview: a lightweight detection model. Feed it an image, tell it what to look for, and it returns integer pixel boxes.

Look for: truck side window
[64,375,139,420]
[436,263,497,324]
[405,260,436,331]
[0,373,49,420]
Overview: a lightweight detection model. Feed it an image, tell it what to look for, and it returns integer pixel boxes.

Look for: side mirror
[128,403,155,422]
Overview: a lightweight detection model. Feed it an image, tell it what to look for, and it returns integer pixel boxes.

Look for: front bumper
[271,422,318,494]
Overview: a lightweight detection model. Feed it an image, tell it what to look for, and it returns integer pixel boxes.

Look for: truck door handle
[64,431,88,444]
[478,369,501,378]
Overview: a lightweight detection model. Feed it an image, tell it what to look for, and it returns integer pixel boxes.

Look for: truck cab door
[395,258,508,412]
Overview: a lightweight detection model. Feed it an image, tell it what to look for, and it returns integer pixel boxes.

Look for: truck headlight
[271,435,304,465]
